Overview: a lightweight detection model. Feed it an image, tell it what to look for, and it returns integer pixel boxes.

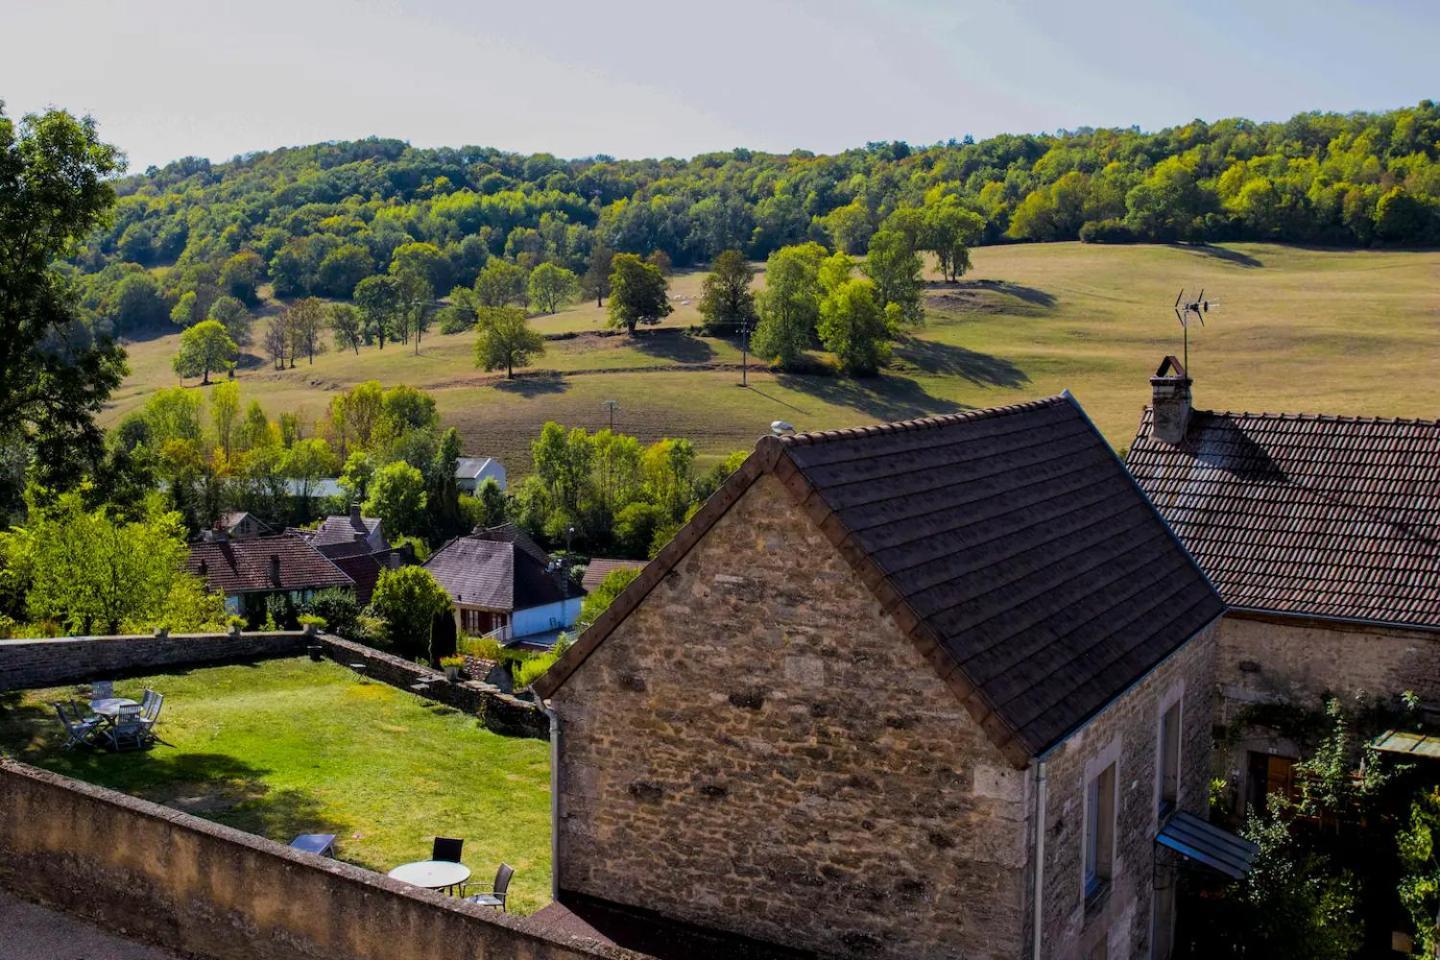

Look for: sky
[2,0,1436,171]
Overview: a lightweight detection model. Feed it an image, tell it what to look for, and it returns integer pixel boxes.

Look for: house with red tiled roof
[532,396,1244,960]
[188,533,354,624]
[1127,356,1440,812]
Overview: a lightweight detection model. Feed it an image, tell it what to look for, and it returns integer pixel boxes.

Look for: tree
[286,297,328,365]
[474,258,527,308]
[582,243,614,306]
[368,565,453,662]
[210,380,240,457]
[474,306,545,378]
[923,199,984,282]
[606,253,671,334]
[330,303,364,354]
[862,228,923,326]
[818,270,891,376]
[0,487,218,635]
[263,312,290,369]
[315,243,373,298]
[364,460,428,538]
[1399,787,1440,959]
[389,241,452,294]
[172,319,238,385]
[282,437,339,514]
[393,270,434,355]
[338,450,375,501]
[527,262,580,314]
[354,274,401,349]
[170,290,199,327]
[819,199,873,253]
[219,251,264,304]
[579,567,640,624]
[614,501,665,557]
[107,271,170,332]
[752,242,826,369]
[697,249,758,335]
[207,294,251,344]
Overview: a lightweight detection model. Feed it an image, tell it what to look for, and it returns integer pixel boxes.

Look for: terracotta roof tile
[188,535,354,595]
[1128,408,1440,629]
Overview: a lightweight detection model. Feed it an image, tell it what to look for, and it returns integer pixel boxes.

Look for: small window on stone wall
[1085,761,1117,900]
[1158,699,1181,816]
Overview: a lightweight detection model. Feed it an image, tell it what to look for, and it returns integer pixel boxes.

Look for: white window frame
[1155,680,1185,819]
[1082,736,1122,901]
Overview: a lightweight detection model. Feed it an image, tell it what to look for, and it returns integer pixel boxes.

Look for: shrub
[513,652,558,689]
[438,654,465,669]
[458,634,503,660]
[302,588,361,638]
[297,613,327,629]
[1078,218,1138,244]
[580,568,640,625]
[614,501,665,557]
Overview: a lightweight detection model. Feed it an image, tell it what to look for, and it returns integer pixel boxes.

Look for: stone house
[534,395,1235,960]
[425,523,581,644]
[1127,356,1440,811]
[187,533,354,623]
[292,506,411,604]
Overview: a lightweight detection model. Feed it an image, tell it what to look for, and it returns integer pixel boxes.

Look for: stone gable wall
[1031,620,1219,960]
[552,474,1030,960]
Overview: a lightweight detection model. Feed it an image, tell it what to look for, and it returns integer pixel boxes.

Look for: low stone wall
[0,759,629,960]
[316,635,548,740]
[0,631,307,692]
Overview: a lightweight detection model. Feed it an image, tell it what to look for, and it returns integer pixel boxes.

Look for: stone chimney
[1149,356,1192,445]
[268,553,282,588]
[350,501,363,522]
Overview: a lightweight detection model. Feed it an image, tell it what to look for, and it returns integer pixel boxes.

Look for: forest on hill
[69,100,1440,339]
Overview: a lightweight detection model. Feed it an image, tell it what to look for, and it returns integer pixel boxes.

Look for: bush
[297,613,327,629]
[302,588,361,638]
[512,651,558,689]
[580,568,640,625]
[614,501,665,557]
[436,304,477,335]
[458,634,503,660]
[1078,218,1138,244]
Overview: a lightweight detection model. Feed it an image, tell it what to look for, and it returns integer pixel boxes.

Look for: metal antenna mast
[1172,289,1218,371]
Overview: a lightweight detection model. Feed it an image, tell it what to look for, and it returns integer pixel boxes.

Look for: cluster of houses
[186,457,637,647]
[518,357,1439,960]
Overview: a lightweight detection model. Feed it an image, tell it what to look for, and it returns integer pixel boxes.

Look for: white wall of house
[457,458,507,493]
[511,597,581,638]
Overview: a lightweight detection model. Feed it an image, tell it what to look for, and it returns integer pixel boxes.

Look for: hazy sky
[3,0,1435,171]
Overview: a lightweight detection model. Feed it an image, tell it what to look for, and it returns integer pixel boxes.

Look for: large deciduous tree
[474,258,527,308]
[582,243,614,306]
[364,460,428,538]
[285,297,328,364]
[330,303,364,355]
[527,262,580,314]
[752,242,825,369]
[172,319,238,385]
[606,254,671,335]
[353,274,400,349]
[697,249,758,335]
[862,228,923,326]
[474,306,545,378]
[817,258,891,377]
[368,565,453,662]
[0,105,126,499]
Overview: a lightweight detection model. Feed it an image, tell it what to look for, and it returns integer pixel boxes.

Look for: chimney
[269,553,282,587]
[350,501,363,522]
[1150,356,1192,445]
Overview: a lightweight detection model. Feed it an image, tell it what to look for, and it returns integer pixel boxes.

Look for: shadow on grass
[493,372,569,396]
[631,331,715,365]
[926,279,1057,316]
[1175,243,1264,268]
[775,372,967,423]
[891,337,1030,388]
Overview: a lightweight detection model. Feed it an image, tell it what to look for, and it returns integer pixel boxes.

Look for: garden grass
[0,658,553,914]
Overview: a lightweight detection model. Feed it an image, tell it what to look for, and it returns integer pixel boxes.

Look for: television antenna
[1172,289,1218,371]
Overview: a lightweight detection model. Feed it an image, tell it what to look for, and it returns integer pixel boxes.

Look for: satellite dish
[771,420,796,437]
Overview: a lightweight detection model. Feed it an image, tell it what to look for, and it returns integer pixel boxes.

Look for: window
[1085,761,1117,899]
[1246,752,1296,814]
[1158,700,1181,816]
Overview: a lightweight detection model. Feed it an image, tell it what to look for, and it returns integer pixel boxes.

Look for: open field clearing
[108,243,1440,471]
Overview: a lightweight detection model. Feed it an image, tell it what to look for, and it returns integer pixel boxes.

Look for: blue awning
[1156,811,1258,880]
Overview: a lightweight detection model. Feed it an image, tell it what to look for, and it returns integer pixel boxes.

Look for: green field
[108,242,1440,470]
[0,659,553,913]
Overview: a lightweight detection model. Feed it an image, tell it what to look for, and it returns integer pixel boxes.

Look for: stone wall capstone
[0,631,307,692]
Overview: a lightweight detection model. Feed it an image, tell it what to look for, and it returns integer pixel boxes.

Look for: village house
[187,533,354,622]
[425,523,581,644]
[287,505,415,604]
[1126,356,1440,811]
[217,510,272,539]
[455,455,508,493]
[580,557,646,594]
[533,395,1241,960]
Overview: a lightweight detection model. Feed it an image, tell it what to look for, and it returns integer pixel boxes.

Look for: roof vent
[771,420,796,437]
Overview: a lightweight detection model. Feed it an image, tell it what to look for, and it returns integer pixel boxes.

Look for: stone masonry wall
[0,759,630,960]
[1217,613,1440,716]
[552,474,1031,960]
[0,631,307,692]
[1032,620,1219,960]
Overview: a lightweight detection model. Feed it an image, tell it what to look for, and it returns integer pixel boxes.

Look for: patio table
[387,860,471,893]
[89,697,139,717]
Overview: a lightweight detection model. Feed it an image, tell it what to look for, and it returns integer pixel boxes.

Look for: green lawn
[108,242,1440,471]
[0,658,553,914]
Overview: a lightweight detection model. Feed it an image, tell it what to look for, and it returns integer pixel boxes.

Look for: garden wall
[0,630,307,692]
[0,759,629,960]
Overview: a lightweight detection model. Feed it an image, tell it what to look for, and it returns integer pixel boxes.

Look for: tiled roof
[1127,407,1440,629]
[310,513,386,550]
[472,522,550,566]
[582,558,646,592]
[537,395,1223,761]
[188,535,354,595]
[425,534,573,612]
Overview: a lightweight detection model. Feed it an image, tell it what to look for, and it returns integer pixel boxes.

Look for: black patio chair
[464,863,514,911]
[432,836,464,863]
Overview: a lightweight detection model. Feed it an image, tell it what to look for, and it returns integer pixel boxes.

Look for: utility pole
[740,319,751,387]
[601,399,618,432]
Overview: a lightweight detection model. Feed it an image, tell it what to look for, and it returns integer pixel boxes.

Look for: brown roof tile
[188,535,354,595]
[1127,407,1440,629]
[582,558,646,593]
[536,395,1223,760]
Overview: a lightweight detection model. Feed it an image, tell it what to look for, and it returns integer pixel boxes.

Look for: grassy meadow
[0,659,553,913]
[108,242,1440,470]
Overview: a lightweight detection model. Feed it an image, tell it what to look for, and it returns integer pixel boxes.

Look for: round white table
[387,860,470,892]
[89,697,139,717]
